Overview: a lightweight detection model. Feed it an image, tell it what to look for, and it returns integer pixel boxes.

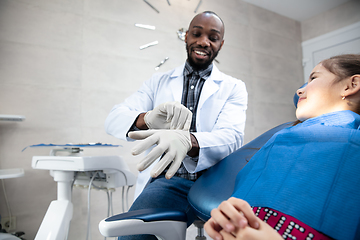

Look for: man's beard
[186,44,219,70]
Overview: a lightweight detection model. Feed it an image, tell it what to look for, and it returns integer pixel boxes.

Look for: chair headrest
[293,83,307,108]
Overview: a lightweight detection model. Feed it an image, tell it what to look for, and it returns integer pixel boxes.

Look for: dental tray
[22,143,120,152]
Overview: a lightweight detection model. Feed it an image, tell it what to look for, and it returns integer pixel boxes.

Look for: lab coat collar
[208,64,223,82]
[170,64,185,79]
[169,64,185,102]
[198,64,222,108]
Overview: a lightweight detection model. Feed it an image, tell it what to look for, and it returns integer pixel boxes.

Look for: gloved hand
[144,102,192,130]
[129,129,192,179]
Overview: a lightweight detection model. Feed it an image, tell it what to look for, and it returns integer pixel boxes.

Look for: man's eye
[210,36,219,42]
[192,32,201,37]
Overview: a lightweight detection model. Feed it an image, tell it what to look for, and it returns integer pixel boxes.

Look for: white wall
[301,0,360,42]
[302,21,360,82]
[0,0,303,239]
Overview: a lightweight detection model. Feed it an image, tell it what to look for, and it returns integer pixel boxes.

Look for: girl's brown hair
[321,54,360,82]
[321,54,360,114]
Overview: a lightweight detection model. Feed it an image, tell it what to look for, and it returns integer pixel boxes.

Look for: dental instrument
[194,0,202,13]
[155,57,169,70]
[135,24,155,30]
[139,40,158,50]
[143,0,159,13]
[0,115,25,121]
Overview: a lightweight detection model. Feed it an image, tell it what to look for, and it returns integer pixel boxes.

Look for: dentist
[105,11,248,240]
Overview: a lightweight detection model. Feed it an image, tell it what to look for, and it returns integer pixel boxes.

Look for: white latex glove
[129,129,192,179]
[144,102,192,130]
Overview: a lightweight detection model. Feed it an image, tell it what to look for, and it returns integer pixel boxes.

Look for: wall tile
[251,28,300,59]
[301,0,360,41]
[221,24,251,51]
[253,102,297,136]
[16,0,84,15]
[81,53,149,92]
[0,84,82,129]
[0,42,82,87]
[326,0,360,32]
[252,75,300,105]
[0,0,83,51]
[81,89,127,128]
[249,4,300,41]
[251,51,303,81]
[216,46,252,76]
[202,0,250,26]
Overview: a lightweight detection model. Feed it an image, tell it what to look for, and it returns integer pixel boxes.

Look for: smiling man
[186,12,224,70]
[105,11,248,240]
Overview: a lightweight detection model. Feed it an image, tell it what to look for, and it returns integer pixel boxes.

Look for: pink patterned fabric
[253,207,333,240]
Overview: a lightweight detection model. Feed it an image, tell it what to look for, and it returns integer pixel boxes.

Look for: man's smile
[192,48,210,60]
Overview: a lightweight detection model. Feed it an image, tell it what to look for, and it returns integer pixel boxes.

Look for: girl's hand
[221,219,283,240]
[204,197,259,240]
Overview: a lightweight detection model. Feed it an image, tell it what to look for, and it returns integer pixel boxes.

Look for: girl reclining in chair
[204,54,360,240]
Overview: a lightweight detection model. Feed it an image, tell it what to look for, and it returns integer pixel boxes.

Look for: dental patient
[204,54,360,240]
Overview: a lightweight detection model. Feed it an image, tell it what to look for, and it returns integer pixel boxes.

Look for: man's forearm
[188,133,200,157]
[135,112,149,130]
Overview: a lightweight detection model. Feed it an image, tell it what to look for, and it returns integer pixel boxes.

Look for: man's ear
[344,75,360,97]
[219,39,224,51]
[185,31,188,43]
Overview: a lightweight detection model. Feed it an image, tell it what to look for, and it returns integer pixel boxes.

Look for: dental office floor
[1,0,359,239]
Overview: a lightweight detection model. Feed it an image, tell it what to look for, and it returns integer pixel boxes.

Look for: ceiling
[242,0,352,22]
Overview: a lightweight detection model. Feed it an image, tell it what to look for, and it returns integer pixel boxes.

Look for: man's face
[185,13,224,70]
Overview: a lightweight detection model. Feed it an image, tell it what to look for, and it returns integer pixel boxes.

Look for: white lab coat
[105,64,248,198]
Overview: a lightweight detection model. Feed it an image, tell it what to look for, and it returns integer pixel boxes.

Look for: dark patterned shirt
[173,62,213,181]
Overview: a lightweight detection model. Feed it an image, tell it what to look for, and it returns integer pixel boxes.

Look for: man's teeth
[195,50,206,56]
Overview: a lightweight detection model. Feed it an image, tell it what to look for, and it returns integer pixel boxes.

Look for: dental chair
[99,91,301,240]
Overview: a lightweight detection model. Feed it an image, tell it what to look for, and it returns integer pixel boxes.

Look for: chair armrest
[99,208,187,240]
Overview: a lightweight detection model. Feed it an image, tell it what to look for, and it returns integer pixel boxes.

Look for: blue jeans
[119,175,195,240]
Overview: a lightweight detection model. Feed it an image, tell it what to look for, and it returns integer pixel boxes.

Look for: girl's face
[296,63,345,121]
